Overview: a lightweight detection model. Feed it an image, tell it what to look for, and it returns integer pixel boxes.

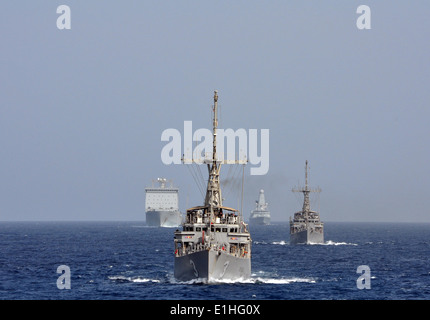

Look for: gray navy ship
[249,189,270,225]
[289,161,324,244]
[145,178,182,227]
[174,90,252,282]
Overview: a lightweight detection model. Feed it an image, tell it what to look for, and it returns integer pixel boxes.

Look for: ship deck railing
[175,243,251,259]
[185,215,241,225]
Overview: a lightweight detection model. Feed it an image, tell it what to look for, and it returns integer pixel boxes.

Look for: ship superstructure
[289,161,324,244]
[249,189,270,225]
[145,178,182,227]
[174,91,252,282]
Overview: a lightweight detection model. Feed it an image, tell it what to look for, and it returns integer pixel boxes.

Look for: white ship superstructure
[145,178,182,227]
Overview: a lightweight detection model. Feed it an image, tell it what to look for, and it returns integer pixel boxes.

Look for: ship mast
[303,160,311,213]
[292,160,321,218]
[204,90,222,213]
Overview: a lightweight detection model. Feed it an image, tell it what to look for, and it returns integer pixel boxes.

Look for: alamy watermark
[56,5,71,30]
[55,5,370,31]
[56,265,71,289]
[356,265,371,289]
[161,121,269,175]
[356,5,371,30]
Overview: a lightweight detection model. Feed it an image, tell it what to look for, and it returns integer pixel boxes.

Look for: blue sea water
[0,221,429,300]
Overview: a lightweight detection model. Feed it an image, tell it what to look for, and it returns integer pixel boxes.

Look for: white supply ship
[145,178,182,227]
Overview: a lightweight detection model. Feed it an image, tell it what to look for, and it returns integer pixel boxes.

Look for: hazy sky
[1,1,429,222]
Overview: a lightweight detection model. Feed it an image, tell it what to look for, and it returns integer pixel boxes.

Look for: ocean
[0,221,429,300]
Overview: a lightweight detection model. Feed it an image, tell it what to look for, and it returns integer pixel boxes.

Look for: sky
[0,1,429,222]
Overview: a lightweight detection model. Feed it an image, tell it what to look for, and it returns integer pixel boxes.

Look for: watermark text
[161,121,269,175]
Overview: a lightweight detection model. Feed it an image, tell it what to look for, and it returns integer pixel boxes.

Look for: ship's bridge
[185,205,240,225]
[174,205,251,258]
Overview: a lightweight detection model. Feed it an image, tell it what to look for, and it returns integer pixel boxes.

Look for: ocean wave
[209,277,316,285]
[253,241,267,245]
[169,275,315,285]
[248,277,316,284]
[272,241,288,245]
[110,273,316,286]
[254,240,288,245]
[108,275,160,283]
[255,240,357,246]
[311,240,358,246]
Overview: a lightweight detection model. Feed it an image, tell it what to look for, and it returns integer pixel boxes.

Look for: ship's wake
[108,275,161,283]
[254,240,287,245]
[212,277,316,285]
[309,240,358,246]
[254,240,357,246]
[109,270,316,286]
[110,274,316,285]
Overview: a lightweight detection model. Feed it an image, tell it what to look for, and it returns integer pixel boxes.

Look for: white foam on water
[253,241,268,245]
[271,241,288,245]
[112,273,316,286]
[181,276,316,285]
[254,240,288,245]
[250,277,316,284]
[315,240,358,246]
[256,240,357,246]
[108,275,160,283]
[163,271,317,285]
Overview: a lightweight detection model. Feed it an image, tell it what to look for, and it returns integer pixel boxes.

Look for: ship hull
[249,216,270,225]
[290,225,324,244]
[146,210,182,227]
[174,249,251,282]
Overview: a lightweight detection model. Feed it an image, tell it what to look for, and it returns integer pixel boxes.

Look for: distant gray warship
[289,161,324,244]
[174,90,252,282]
[249,189,270,225]
[145,178,182,227]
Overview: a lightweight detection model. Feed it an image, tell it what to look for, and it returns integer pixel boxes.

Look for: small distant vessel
[145,178,182,227]
[289,161,324,244]
[174,90,252,282]
[249,189,270,225]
